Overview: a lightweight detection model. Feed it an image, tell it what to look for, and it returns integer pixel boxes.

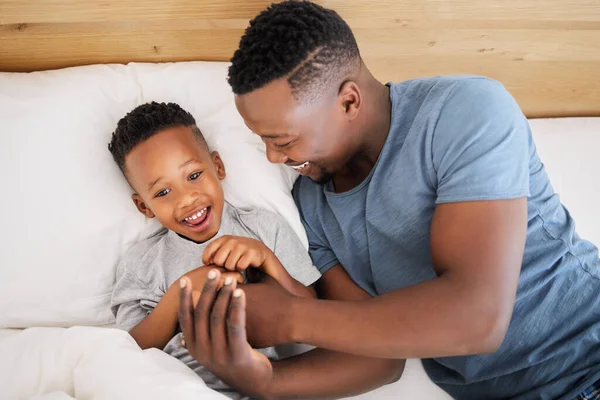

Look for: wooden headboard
[1,0,599,118]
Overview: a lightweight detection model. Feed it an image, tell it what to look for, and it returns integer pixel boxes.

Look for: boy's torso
[116,203,319,399]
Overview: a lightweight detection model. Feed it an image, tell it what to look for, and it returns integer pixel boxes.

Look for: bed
[1,1,599,399]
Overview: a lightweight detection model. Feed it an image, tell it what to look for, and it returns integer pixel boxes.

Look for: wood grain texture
[1,0,600,117]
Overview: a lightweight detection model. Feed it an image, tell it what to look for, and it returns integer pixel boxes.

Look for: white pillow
[529,117,600,247]
[0,62,304,328]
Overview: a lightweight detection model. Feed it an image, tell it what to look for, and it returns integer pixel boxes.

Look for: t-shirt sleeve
[268,213,322,287]
[111,261,162,332]
[293,181,340,275]
[432,78,530,204]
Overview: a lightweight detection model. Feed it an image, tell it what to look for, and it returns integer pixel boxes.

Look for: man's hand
[178,270,275,399]
[128,266,242,350]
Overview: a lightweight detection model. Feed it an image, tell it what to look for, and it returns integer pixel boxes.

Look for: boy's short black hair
[108,102,207,172]
[228,0,360,101]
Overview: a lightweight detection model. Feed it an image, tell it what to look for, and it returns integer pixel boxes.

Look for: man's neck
[360,80,392,166]
[333,79,391,193]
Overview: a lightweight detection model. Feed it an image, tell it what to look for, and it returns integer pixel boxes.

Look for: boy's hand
[203,236,316,300]
[203,236,284,281]
[183,265,244,291]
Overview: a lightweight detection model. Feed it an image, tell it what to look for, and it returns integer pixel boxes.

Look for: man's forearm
[267,348,404,399]
[289,276,508,359]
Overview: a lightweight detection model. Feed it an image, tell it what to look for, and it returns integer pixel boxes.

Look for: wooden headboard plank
[1,0,599,117]
[2,0,599,24]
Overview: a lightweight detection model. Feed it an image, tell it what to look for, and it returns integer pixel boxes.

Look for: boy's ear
[132,193,155,218]
[211,151,227,180]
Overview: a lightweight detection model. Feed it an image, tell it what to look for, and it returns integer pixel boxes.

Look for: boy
[108,102,320,399]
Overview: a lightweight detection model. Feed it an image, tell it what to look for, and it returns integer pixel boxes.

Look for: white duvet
[0,327,227,400]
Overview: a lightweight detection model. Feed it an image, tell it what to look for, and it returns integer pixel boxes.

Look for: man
[178,1,600,399]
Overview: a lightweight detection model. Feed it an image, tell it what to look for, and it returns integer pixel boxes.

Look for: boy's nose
[265,144,288,164]
[178,190,199,209]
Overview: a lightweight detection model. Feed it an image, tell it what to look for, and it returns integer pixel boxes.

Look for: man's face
[235,79,357,184]
[125,126,226,243]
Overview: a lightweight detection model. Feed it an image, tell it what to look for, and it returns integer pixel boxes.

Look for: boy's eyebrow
[148,177,163,192]
[179,159,197,169]
[147,159,200,192]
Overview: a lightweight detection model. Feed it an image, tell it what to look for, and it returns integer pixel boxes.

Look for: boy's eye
[155,189,170,198]
[189,172,202,180]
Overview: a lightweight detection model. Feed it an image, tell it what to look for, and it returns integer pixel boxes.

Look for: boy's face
[125,125,226,243]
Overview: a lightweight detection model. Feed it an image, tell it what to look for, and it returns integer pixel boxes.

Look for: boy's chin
[166,219,220,244]
[172,226,217,244]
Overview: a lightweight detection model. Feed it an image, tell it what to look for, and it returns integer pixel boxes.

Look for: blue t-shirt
[293,76,600,400]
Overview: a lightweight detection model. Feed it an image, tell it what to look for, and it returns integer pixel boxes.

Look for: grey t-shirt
[293,76,600,400]
[111,202,320,399]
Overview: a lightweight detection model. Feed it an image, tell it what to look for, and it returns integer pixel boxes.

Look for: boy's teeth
[184,207,207,222]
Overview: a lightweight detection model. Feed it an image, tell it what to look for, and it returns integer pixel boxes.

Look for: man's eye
[190,172,202,180]
[274,141,293,149]
[155,189,170,198]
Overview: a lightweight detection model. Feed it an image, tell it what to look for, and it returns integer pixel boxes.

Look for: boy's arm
[130,267,244,350]
[128,280,181,350]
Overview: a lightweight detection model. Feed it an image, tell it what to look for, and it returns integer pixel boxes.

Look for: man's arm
[266,265,404,399]
[285,198,527,358]
[178,265,404,399]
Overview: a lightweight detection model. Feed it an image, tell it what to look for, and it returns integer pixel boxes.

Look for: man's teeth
[292,161,310,171]
[184,207,207,222]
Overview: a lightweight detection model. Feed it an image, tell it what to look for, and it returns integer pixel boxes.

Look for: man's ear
[338,80,361,122]
[132,193,155,218]
[211,151,227,180]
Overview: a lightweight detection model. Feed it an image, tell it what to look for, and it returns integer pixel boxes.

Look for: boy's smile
[180,205,212,233]
[124,125,227,243]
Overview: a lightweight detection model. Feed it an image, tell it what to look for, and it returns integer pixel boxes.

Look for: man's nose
[265,144,288,164]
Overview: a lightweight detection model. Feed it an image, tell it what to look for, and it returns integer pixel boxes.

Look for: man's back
[294,75,600,399]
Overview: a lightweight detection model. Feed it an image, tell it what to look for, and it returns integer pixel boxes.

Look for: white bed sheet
[0,327,227,400]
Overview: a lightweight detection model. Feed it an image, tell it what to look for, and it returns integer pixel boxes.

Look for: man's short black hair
[108,102,207,172]
[228,0,360,101]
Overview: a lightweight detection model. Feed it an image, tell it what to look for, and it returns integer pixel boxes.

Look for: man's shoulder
[392,75,519,145]
[392,74,500,94]
[391,75,506,114]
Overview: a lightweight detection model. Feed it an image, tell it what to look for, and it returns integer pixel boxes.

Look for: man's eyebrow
[243,120,289,139]
[261,133,290,139]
